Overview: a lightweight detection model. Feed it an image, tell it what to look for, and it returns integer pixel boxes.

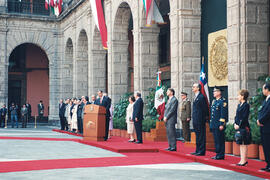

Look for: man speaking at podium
[94,90,111,141]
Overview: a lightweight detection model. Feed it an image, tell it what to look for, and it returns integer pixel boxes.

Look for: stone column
[0,0,7,13]
[90,49,107,94]
[170,0,201,99]
[49,30,61,123]
[227,0,269,122]
[0,26,8,106]
[136,27,159,98]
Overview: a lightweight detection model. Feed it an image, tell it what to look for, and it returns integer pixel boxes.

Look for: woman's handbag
[235,120,252,143]
[235,130,242,142]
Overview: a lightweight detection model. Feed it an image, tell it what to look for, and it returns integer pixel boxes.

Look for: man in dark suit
[59,99,67,130]
[26,102,32,123]
[164,88,178,151]
[38,100,44,121]
[257,83,270,172]
[210,87,228,160]
[0,104,7,128]
[94,90,111,141]
[132,92,144,144]
[191,83,208,156]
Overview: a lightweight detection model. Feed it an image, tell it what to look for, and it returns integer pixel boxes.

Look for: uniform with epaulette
[210,87,228,160]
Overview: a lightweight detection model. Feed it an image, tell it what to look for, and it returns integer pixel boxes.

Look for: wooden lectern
[83,104,106,141]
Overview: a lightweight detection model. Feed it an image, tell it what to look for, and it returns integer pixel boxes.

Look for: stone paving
[0,127,263,180]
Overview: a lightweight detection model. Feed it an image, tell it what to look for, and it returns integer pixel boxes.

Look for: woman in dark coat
[234,89,251,166]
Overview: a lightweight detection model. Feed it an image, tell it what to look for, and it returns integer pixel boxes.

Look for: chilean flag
[199,62,210,109]
[90,0,108,49]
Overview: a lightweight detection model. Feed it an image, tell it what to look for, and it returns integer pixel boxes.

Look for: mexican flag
[45,0,62,17]
[154,71,164,109]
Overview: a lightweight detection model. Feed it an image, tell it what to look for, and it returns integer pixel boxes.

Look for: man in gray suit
[164,88,179,151]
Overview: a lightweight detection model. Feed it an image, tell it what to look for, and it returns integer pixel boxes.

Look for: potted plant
[248,76,268,159]
[248,122,260,159]
[225,123,234,154]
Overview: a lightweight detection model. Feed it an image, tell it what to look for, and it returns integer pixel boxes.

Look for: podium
[83,104,106,141]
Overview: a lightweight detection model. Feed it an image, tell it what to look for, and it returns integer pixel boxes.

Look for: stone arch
[63,38,74,98]
[8,43,49,118]
[111,2,134,102]
[75,29,89,97]
[90,27,107,95]
[4,31,59,121]
[6,31,54,65]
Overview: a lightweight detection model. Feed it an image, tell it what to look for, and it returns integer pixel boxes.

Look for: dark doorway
[8,43,49,122]
[8,80,22,107]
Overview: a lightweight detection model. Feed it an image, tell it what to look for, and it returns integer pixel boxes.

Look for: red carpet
[0,153,192,173]
[0,130,269,179]
[51,130,270,179]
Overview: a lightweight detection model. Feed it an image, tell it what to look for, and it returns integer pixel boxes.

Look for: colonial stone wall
[227,0,269,122]
[0,0,269,124]
[0,16,60,121]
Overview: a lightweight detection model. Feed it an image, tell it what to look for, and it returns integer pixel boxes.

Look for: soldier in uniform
[210,86,228,160]
[180,92,191,142]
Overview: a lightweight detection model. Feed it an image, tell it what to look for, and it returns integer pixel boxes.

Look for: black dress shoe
[261,167,270,172]
[135,141,142,144]
[190,152,197,155]
[236,162,248,166]
[211,156,224,160]
[169,148,177,151]
[195,153,205,156]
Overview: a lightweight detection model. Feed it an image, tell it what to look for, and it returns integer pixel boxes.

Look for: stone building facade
[0,0,269,124]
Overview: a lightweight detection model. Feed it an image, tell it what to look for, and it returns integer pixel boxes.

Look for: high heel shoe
[236,161,248,166]
[128,139,135,142]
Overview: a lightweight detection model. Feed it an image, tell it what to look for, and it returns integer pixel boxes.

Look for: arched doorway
[63,38,74,98]
[112,2,134,102]
[8,43,49,118]
[75,30,88,97]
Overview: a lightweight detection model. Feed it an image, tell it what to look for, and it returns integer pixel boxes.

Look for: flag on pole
[143,0,164,27]
[90,0,108,49]
[199,58,210,109]
[154,71,164,109]
[45,0,62,17]
[45,0,49,10]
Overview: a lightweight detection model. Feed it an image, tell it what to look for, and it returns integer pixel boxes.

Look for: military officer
[210,86,228,160]
[180,92,191,142]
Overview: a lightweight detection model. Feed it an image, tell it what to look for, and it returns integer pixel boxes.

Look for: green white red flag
[45,0,62,17]
[154,71,164,109]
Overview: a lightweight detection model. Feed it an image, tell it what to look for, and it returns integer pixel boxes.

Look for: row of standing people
[59,91,114,140]
[0,102,32,128]
[163,83,270,172]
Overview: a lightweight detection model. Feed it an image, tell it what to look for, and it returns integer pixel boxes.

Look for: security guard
[210,86,228,160]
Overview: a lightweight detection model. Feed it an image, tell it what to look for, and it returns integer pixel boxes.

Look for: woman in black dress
[234,89,251,166]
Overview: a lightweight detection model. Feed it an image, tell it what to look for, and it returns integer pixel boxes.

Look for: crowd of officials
[155,83,270,172]
[57,84,270,172]
[58,90,114,141]
[121,83,270,172]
